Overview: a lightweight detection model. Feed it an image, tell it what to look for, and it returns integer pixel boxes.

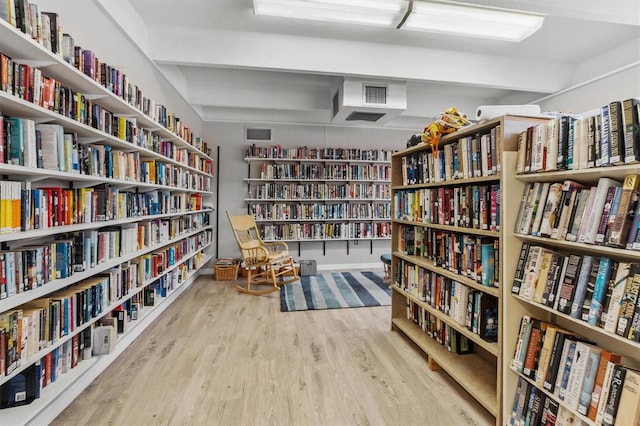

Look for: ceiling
[118,0,639,130]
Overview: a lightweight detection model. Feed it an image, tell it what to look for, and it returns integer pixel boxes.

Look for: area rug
[280,270,390,312]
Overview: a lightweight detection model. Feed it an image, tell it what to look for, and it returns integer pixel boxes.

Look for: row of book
[0,179,205,234]
[397,261,498,342]
[0,117,213,176]
[396,225,499,288]
[257,162,390,181]
[394,184,500,232]
[0,221,211,300]
[0,2,213,153]
[251,202,391,222]
[251,182,390,201]
[513,244,640,343]
[258,221,391,241]
[246,145,393,162]
[406,299,476,354]
[0,238,211,376]
[0,250,208,406]
[515,175,640,250]
[516,98,640,174]
[509,316,640,425]
[401,124,503,185]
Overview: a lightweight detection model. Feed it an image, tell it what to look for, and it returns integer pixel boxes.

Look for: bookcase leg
[428,356,441,371]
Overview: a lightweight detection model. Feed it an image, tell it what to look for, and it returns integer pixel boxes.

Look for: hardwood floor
[52,275,495,426]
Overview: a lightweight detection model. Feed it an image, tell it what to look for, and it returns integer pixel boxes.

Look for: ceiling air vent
[245,128,272,142]
[364,84,387,105]
[345,111,386,122]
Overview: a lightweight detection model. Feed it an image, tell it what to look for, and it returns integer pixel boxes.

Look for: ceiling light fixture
[252,0,545,42]
[253,0,406,28]
[402,1,544,42]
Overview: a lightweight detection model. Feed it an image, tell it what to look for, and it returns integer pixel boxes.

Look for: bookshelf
[390,115,552,425]
[0,9,214,424]
[245,145,392,252]
[502,103,640,425]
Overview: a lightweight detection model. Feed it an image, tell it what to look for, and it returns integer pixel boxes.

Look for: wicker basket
[215,263,239,281]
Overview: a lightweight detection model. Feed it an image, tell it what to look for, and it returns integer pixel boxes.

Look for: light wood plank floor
[52,275,495,426]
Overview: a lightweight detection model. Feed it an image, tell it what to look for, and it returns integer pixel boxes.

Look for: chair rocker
[226,212,299,295]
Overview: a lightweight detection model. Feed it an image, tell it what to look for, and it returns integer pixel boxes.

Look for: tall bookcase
[502,111,640,425]
[245,145,392,254]
[0,12,214,425]
[390,115,551,424]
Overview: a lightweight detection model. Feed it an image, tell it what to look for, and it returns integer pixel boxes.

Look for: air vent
[364,85,387,105]
[345,111,386,122]
[245,128,272,142]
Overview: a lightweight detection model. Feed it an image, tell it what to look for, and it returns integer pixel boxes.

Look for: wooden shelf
[393,286,499,355]
[393,219,500,238]
[393,252,501,298]
[392,317,498,416]
[516,234,640,261]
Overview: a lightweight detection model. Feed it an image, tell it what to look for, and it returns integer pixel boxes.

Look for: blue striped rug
[280,270,390,312]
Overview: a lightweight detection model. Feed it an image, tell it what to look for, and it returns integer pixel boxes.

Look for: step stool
[380,253,392,283]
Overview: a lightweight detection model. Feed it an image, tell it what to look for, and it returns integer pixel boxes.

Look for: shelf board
[393,252,501,297]
[246,198,390,202]
[245,157,390,164]
[262,237,391,242]
[515,164,640,184]
[393,219,499,238]
[511,293,640,360]
[255,218,390,223]
[245,178,390,183]
[392,317,498,417]
[516,234,640,261]
[0,209,212,244]
[393,286,499,355]
[391,174,500,189]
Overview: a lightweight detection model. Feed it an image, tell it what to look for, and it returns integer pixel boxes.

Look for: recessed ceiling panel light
[253,0,407,27]
[403,1,544,42]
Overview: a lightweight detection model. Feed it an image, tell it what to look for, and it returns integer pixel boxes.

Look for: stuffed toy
[420,107,471,156]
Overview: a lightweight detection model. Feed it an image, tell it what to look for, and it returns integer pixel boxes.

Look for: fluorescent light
[403,1,544,42]
[253,0,407,27]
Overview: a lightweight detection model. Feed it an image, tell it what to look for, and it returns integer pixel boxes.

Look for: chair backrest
[226,212,265,254]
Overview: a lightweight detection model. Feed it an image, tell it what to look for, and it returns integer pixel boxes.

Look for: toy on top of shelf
[421,106,472,155]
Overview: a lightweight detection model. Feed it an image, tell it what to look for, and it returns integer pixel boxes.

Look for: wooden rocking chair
[226,212,299,295]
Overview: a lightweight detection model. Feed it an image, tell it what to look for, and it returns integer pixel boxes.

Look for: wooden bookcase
[245,146,392,252]
[502,131,640,424]
[0,14,214,425]
[390,115,551,424]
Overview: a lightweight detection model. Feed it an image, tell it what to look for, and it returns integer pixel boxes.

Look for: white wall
[209,122,414,269]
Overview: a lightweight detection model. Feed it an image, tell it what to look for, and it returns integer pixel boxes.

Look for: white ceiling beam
[147,26,571,94]
[465,0,640,26]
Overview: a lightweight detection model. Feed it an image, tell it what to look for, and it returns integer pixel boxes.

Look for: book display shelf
[0,7,215,424]
[503,99,640,426]
[245,145,392,254]
[390,115,551,425]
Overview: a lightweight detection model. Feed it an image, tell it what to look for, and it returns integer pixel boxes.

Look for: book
[577,348,602,415]
[557,339,577,401]
[596,360,618,424]
[616,266,640,338]
[600,104,612,167]
[538,182,563,238]
[587,350,622,421]
[555,253,583,314]
[520,245,545,301]
[607,174,640,247]
[512,315,533,374]
[595,186,620,245]
[535,324,564,388]
[581,178,622,244]
[542,253,567,308]
[615,368,640,426]
[551,180,585,240]
[587,257,614,326]
[568,187,595,242]
[543,330,573,393]
[514,182,532,233]
[522,319,547,379]
[530,182,550,236]
[532,249,555,303]
[602,364,627,426]
[603,262,634,333]
[569,254,595,319]
[608,100,624,164]
[564,342,601,411]
[511,243,530,296]
[622,98,640,164]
